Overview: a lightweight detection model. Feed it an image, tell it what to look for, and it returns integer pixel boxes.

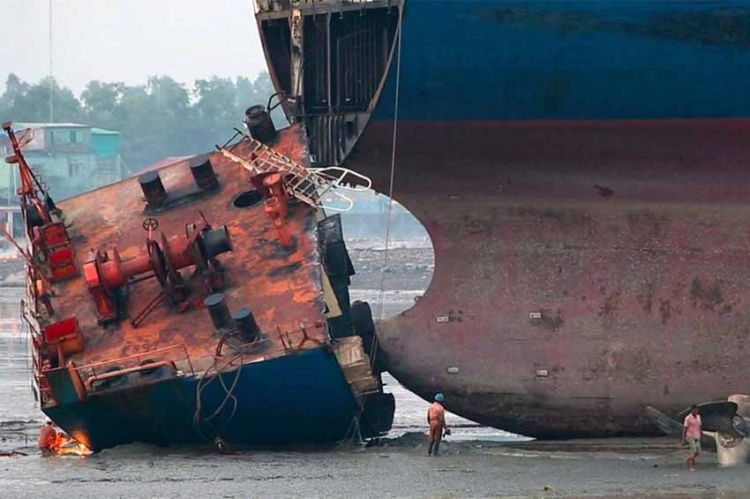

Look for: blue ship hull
[45,348,370,452]
[374,0,750,122]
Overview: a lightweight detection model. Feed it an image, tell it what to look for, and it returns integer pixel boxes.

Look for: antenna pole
[48,0,54,124]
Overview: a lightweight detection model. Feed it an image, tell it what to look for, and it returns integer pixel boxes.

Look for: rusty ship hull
[6,119,393,452]
[255,1,750,437]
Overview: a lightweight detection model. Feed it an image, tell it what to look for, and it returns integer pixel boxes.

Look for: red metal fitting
[264,197,292,247]
[260,173,292,247]
[162,234,193,269]
[83,250,119,323]
[39,222,77,281]
[93,234,194,292]
[116,254,151,284]
[83,221,233,324]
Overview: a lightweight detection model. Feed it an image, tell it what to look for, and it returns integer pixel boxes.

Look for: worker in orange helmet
[38,420,58,455]
[427,392,449,456]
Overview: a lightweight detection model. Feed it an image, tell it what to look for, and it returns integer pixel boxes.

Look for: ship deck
[45,125,329,376]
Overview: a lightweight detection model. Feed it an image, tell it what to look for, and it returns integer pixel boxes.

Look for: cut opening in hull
[340,189,434,321]
[258,2,401,166]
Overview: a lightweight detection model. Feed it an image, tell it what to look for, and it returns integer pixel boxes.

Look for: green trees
[0,72,282,173]
[0,74,84,123]
[81,81,125,124]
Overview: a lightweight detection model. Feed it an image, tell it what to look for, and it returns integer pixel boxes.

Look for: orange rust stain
[292,289,319,303]
[48,125,330,369]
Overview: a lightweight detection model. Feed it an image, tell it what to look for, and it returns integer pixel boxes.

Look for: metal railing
[22,299,59,406]
[36,344,195,407]
[20,299,42,372]
[216,321,328,360]
[73,344,195,389]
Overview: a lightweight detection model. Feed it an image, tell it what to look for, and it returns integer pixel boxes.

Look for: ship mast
[2,122,77,302]
[2,123,53,233]
[48,0,54,124]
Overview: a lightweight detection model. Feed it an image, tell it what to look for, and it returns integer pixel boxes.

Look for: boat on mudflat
[2,113,394,452]
[254,0,750,438]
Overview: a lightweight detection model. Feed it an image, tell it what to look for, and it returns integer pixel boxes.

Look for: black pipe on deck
[232,307,261,342]
[189,154,219,191]
[138,171,167,208]
[205,293,232,330]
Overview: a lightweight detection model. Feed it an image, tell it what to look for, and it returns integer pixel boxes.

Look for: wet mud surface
[1,246,750,497]
[2,432,750,498]
[347,243,434,319]
[3,330,750,498]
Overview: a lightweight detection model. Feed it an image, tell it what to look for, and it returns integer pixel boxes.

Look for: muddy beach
[1,245,750,497]
[3,431,750,498]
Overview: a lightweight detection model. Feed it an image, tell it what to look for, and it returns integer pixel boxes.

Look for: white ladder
[218,135,371,212]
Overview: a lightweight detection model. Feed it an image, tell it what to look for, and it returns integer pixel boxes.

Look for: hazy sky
[0,0,267,94]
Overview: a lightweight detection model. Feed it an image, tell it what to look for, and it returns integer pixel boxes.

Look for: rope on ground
[334,415,363,450]
[192,345,244,441]
[370,7,404,369]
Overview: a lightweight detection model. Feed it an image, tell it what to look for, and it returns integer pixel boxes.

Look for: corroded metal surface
[351,119,750,438]
[255,0,750,439]
[52,124,328,369]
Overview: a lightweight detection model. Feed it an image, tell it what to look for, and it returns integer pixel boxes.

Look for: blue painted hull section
[45,347,362,452]
[374,0,750,121]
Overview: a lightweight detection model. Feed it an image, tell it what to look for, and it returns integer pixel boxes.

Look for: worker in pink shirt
[682,405,702,469]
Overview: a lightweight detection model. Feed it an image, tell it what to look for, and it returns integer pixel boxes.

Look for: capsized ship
[2,116,393,452]
[255,0,750,438]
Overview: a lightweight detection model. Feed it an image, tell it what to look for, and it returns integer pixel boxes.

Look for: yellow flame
[51,434,92,457]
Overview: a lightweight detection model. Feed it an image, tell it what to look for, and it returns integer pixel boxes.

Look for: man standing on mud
[682,405,702,470]
[427,393,448,456]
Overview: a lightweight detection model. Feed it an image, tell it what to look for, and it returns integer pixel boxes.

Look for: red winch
[83,217,232,324]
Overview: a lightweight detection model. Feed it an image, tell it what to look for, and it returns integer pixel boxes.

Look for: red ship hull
[352,118,750,437]
[253,0,750,437]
